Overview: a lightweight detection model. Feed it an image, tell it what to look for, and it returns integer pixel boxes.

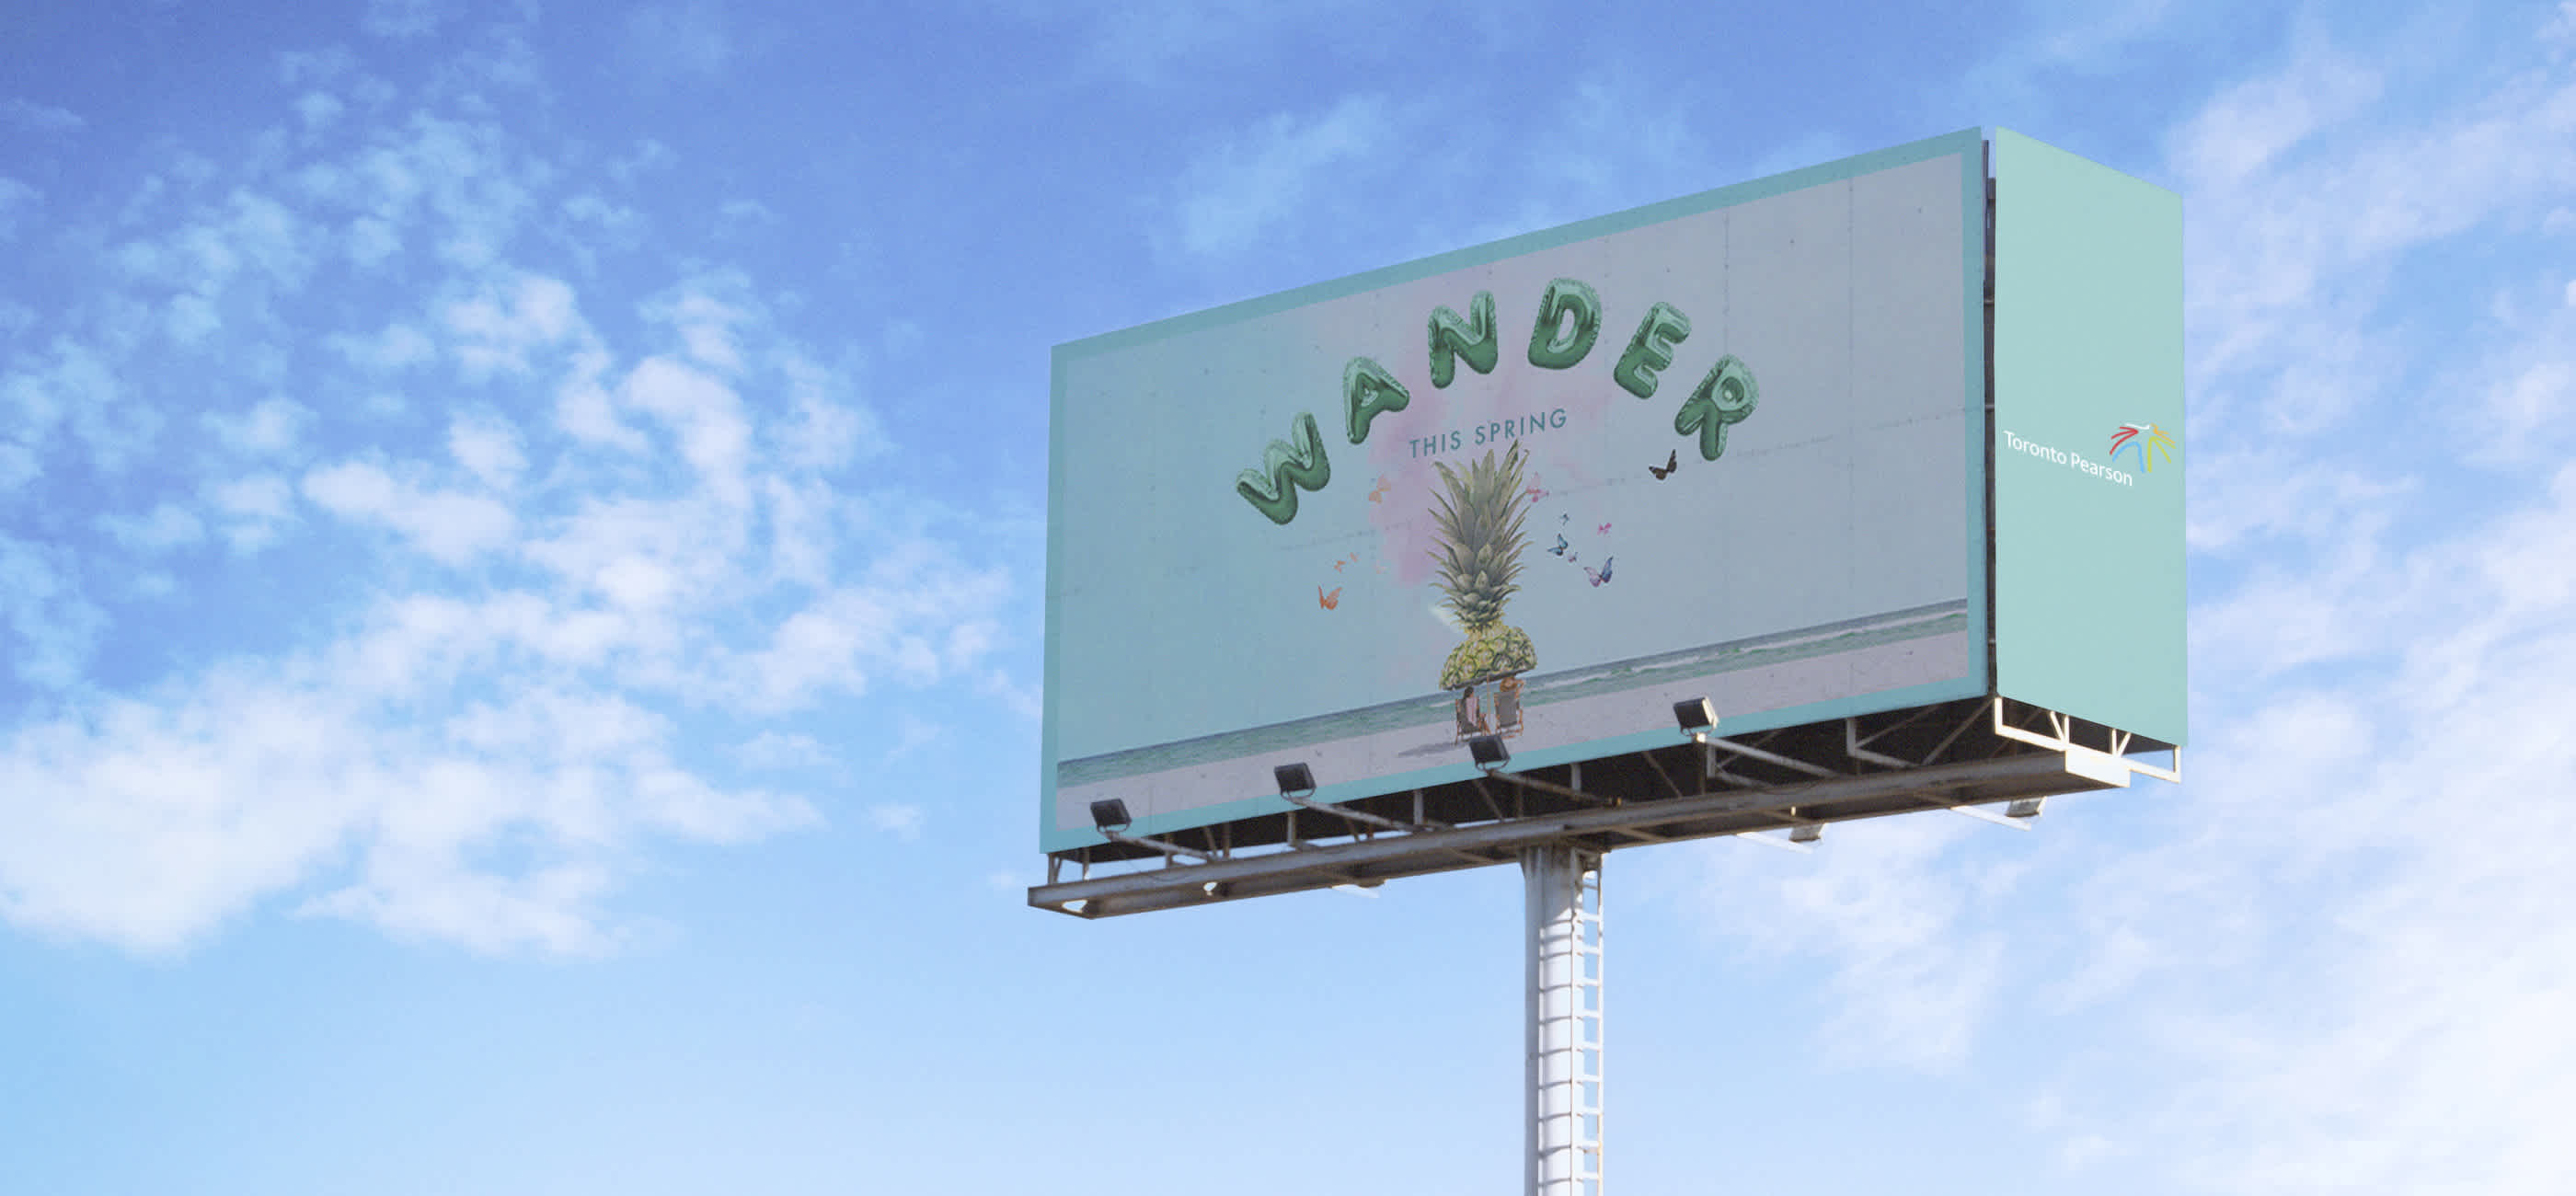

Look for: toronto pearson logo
[2108,422,2178,472]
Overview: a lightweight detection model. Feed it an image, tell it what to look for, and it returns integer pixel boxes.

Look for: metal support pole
[1524,845,1604,1196]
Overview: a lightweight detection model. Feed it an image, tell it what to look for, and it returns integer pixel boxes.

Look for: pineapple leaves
[1427,442,1531,630]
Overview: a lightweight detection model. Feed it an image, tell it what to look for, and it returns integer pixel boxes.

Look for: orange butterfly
[1318,585,1342,610]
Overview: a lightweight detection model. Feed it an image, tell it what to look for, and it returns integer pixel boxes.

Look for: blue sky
[5,2,2575,1192]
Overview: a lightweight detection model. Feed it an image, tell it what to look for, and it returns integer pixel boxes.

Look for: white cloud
[1171,95,1394,257]
[295,90,345,132]
[2042,466,2576,1194]
[348,217,400,268]
[303,459,517,567]
[447,412,528,489]
[887,714,945,759]
[736,730,835,770]
[203,397,314,458]
[329,321,436,373]
[362,0,445,39]
[620,355,751,503]
[1,98,83,134]
[165,293,221,344]
[2168,40,2382,188]
[863,802,925,839]
[1685,11,2576,1190]
[0,535,106,692]
[1677,815,2020,1071]
[625,2,736,78]
[555,367,649,454]
[0,28,1021,963]
[654,291,747,373]
[732,546,1007,712]
[206,473,298,553]
[0,177,36,240]
[0,442,36,495]
[445,272,582,376]
[774,363,876,471]
[98,502,207,553]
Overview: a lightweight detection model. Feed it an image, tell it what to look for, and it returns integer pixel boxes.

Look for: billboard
[1991,130,2186,748]
[1045,130,1992,851]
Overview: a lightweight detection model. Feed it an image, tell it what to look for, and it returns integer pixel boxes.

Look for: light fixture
[1949,802,2034,830]
[2005,797,2046,820]
[1088,798,1133,834]
[1201,880,1226,898]
[1673,697,1718,735]
[1468,733,1510,770]
[1738,831,1813,855]
[1274,762,1317,797]
[1788,822,1823,844]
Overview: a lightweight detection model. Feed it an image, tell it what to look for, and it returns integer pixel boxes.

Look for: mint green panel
[1992,130,2186,747]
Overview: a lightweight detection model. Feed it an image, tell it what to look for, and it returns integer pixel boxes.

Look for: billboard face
[1992,130,2187,748]
[1045,131,1990,850]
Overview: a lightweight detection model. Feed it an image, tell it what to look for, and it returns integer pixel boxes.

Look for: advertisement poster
[1045,132,1989,847]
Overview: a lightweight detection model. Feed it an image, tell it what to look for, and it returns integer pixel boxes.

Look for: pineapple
[1430,441,1538,690]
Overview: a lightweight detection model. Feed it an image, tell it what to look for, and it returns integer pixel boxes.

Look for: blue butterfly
[1549,534,1570,557]
[1585,557,1616,587]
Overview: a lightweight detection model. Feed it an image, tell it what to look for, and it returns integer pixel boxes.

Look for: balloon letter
[1525,278,1603,370]
[1236,411,1333,524]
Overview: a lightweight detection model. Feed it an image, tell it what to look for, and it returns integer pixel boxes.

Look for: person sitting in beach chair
[1494,675,1523,736]
[1455,684,1489,741]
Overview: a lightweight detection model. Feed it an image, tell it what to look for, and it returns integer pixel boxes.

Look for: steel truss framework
[1029,696,2179,919]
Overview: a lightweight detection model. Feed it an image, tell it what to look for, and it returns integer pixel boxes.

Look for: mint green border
[1042,129,1992,852]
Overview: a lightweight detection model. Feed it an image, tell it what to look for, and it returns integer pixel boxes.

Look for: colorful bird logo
[2108,422,2178,472]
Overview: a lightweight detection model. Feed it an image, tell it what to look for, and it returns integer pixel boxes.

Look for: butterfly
[1559,512,1570,523]
[1597,523,1612,535]
[1565,551,1578,564]
[1585,558,1616,587]
[1368,477,1392,503]
[1525,485,1549,501]
[1333,559,1344,571]
[1550,534,1570,557]
[1319,585,1342,610]
[1649,450,1678,480]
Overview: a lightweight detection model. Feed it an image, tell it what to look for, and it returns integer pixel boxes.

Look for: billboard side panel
[1045,132,1990,851]
[1991,129,2186,747]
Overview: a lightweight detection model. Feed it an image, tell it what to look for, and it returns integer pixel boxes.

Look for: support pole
[1524,845,1604,1196]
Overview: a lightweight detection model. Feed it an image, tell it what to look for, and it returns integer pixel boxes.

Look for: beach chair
[1454,688,1489,742]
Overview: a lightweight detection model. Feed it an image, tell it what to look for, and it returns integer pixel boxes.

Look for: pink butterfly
[1584,558,1616,587]
[1597,523,1611,535]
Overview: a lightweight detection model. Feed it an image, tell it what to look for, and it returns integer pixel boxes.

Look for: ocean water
[1058,601,1968,787]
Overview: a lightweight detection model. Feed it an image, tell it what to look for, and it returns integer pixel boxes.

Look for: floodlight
[1468,733,1511,770]
[1788,823,1823,844]
[1088,798,1133,834]
[1274,762,1317,797]
[2005,797,2046,820]
[1673,697,1718,734]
